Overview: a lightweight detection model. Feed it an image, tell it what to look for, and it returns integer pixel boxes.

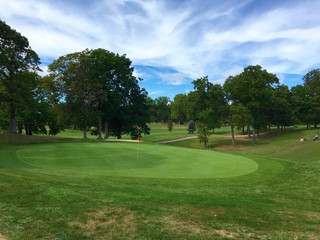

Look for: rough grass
[0,126,320,239]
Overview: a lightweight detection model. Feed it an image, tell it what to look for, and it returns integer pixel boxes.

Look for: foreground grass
[0,126,320,239]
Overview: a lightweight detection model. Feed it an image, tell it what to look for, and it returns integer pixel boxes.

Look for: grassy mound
[9,142,260,178]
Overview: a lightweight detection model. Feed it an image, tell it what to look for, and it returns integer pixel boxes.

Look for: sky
[1,0,320,99]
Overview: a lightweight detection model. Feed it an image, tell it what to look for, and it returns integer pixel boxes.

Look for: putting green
[14,142,258,179]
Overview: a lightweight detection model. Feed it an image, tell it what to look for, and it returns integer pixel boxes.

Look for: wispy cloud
[1,0,320,98]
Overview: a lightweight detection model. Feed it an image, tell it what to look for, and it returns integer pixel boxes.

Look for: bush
[188,120,196,134]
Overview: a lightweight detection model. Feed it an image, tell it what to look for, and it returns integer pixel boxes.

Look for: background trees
[151,96,171,123]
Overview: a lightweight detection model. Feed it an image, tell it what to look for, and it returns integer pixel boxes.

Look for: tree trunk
[18,124,23,134]
[231,125,235,145]
[277,125,280,135]
[97,116,102,139]
[8,104,16,133]
[104,121,109,139]
[247,122,251,138]
[117,124,121,139]
[252,128,256,143]
[242,126,245,135]
[268,124,271,134]
[25,124,28,135]
[25,124,32,135]
[252,117,256,143]
[83,127,87,139]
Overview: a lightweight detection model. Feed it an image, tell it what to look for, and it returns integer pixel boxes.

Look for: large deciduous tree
[47,50,102,139]
[0,19,40,133]
[191,76,226,148]
[47,48,150,139]
[224,65,279,143]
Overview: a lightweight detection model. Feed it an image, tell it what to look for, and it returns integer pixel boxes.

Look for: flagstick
[136,140,140,160]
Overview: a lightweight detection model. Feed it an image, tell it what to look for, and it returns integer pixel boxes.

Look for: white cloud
[1,0,320,91]
[159,72,188,86]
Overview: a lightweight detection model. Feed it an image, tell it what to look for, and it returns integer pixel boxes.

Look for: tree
[291,85,317,129]
[191,77,212,148]
[170,94,188,124]
[86,49,115,139]
[191,76,226,148]
[268,85,293,133]
[0,20,40,133]
[303,69,320,128]
[228,103,251,145]
[15,72,60,135]
[47,50,102,139]
[223,66,279,143]
[167,118,173,133]
[153,96,171,123]
[188,120,196,134]
[107,54,150,139]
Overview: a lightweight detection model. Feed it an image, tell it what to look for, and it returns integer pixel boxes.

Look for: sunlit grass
[0,125,320,239]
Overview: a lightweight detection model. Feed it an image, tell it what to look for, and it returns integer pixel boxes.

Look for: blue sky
[1,0,320,99]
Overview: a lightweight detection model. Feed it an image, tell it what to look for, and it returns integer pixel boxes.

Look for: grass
[12,142,259,178]
[0,125,320,239]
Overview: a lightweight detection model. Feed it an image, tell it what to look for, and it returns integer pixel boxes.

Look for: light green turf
[13,142,259,179]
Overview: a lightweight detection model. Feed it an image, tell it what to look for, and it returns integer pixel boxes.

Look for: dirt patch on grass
[0,234,7,240]
[105,139,141,143]
[304,211,320,220]
[69,207,136,239]
[162,215,260,239]
[160,206,261,239]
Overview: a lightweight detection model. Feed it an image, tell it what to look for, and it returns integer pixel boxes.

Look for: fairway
[13,142,258,179]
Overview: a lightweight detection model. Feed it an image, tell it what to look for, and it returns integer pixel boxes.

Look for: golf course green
[13,142,258,178]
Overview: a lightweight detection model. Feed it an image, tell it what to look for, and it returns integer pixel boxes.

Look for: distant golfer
[314,134,318,141]
[300,136,307,142]
[138,134,141,142]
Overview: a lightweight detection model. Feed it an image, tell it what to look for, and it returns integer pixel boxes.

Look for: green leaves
[47,48,150,139]
[223,65,280,143]
[0,20,41,133]
[190,76,226,148]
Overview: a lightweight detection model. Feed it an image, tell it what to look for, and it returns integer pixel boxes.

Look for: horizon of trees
[1,20,320,146]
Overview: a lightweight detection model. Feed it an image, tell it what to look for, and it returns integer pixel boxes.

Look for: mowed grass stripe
[14,142,259,179]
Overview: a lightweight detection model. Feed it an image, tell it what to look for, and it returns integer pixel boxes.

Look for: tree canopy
[47,48,150,139]
[0,19,41,133]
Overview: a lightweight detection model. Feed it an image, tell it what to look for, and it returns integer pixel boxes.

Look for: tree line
[151,65,320,147]
[1,20,320,146]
